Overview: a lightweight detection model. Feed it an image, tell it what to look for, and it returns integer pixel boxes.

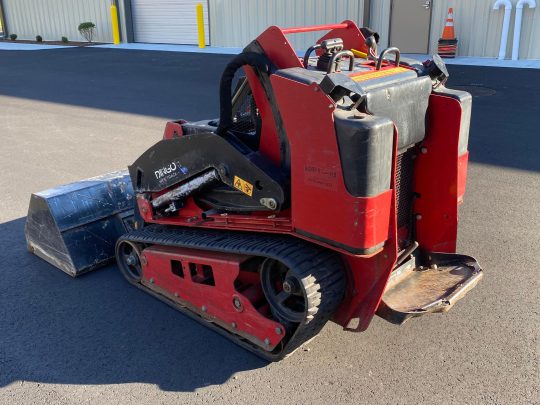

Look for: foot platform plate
[377,251,483,324]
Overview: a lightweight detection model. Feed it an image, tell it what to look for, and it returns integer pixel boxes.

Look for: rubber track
[118,224,346,361]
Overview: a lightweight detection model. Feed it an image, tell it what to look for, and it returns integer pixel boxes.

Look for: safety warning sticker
[233,175,254,197]
[351,67,409,83]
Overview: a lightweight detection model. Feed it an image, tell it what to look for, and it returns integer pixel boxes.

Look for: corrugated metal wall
[519,2,540,59]
[519,3,540,59]
[117,1,130,43]
[2,0,113,43]
[430,0,540,59]
[2,0,538,57]
[369,0,391,50]
[208,0,364,50]
[369,0,540,59]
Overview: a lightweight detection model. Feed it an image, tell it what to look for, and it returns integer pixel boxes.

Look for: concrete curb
[0,42,74,50]
[404,53,540,69]
[94,43,242,55]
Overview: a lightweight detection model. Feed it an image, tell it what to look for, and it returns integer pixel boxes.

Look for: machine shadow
[0,48,539,172]
[0,217,267,392]
[447,65,540,173]
[0,48,232,120]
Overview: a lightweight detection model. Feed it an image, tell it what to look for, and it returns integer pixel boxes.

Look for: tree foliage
[78,22,96,43]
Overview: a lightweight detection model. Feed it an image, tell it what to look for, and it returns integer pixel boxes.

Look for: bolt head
[282,278,298,294]
[260,198,277,210]
[218,164,228,177]
[174,292,179,298]
[275,327,282,335]
[421,147,428,154]
[264,338,270,345]
[416,214,422,220]
[267,199,277,210]
[149,278,154,284]
[282,280,292,293]
[232,296,243,311]
[231,322,237,329]
[202,305,207,312]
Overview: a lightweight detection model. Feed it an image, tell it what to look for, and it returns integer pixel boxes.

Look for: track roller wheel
[116,240,143,284]
[260,258,311,325]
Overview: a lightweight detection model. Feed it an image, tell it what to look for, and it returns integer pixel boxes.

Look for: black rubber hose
[217,52,273,136]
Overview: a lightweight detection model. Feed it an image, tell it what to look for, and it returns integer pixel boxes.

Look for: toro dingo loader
[26,22,482,360]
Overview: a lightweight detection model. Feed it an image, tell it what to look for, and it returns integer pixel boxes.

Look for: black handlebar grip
[217,52,272,136]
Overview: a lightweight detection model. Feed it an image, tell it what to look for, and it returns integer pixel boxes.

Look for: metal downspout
[493,0,513,60]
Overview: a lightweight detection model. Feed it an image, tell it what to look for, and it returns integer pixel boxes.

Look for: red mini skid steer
[26,22,483,361]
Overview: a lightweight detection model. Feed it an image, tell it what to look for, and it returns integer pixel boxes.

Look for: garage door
[131,0,209,45]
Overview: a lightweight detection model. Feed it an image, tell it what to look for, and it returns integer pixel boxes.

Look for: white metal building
[1,0,539,59]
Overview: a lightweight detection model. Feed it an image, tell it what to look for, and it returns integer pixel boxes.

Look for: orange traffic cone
[441,8,456,40]
[438,8,458,58]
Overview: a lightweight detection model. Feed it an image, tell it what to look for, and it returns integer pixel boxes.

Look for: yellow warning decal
[233,175,254,197]
[351,67,409,83]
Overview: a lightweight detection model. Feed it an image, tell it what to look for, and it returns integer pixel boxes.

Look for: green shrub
[61,36,68,43]
[9,34,17,41]
[78,22,96,43]
[36,35,43,42]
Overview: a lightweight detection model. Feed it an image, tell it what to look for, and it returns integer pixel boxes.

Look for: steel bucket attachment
[25,170,135,277]
[377,250,483,325]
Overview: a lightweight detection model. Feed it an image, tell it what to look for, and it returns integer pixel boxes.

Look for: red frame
[136,23,470,333]
[414,94,466,253]
[141,245,285,350]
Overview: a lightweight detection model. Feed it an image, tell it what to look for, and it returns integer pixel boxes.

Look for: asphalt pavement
[0,48,538,404]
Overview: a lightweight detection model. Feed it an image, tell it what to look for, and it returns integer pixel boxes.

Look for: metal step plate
[377,251,483,324]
